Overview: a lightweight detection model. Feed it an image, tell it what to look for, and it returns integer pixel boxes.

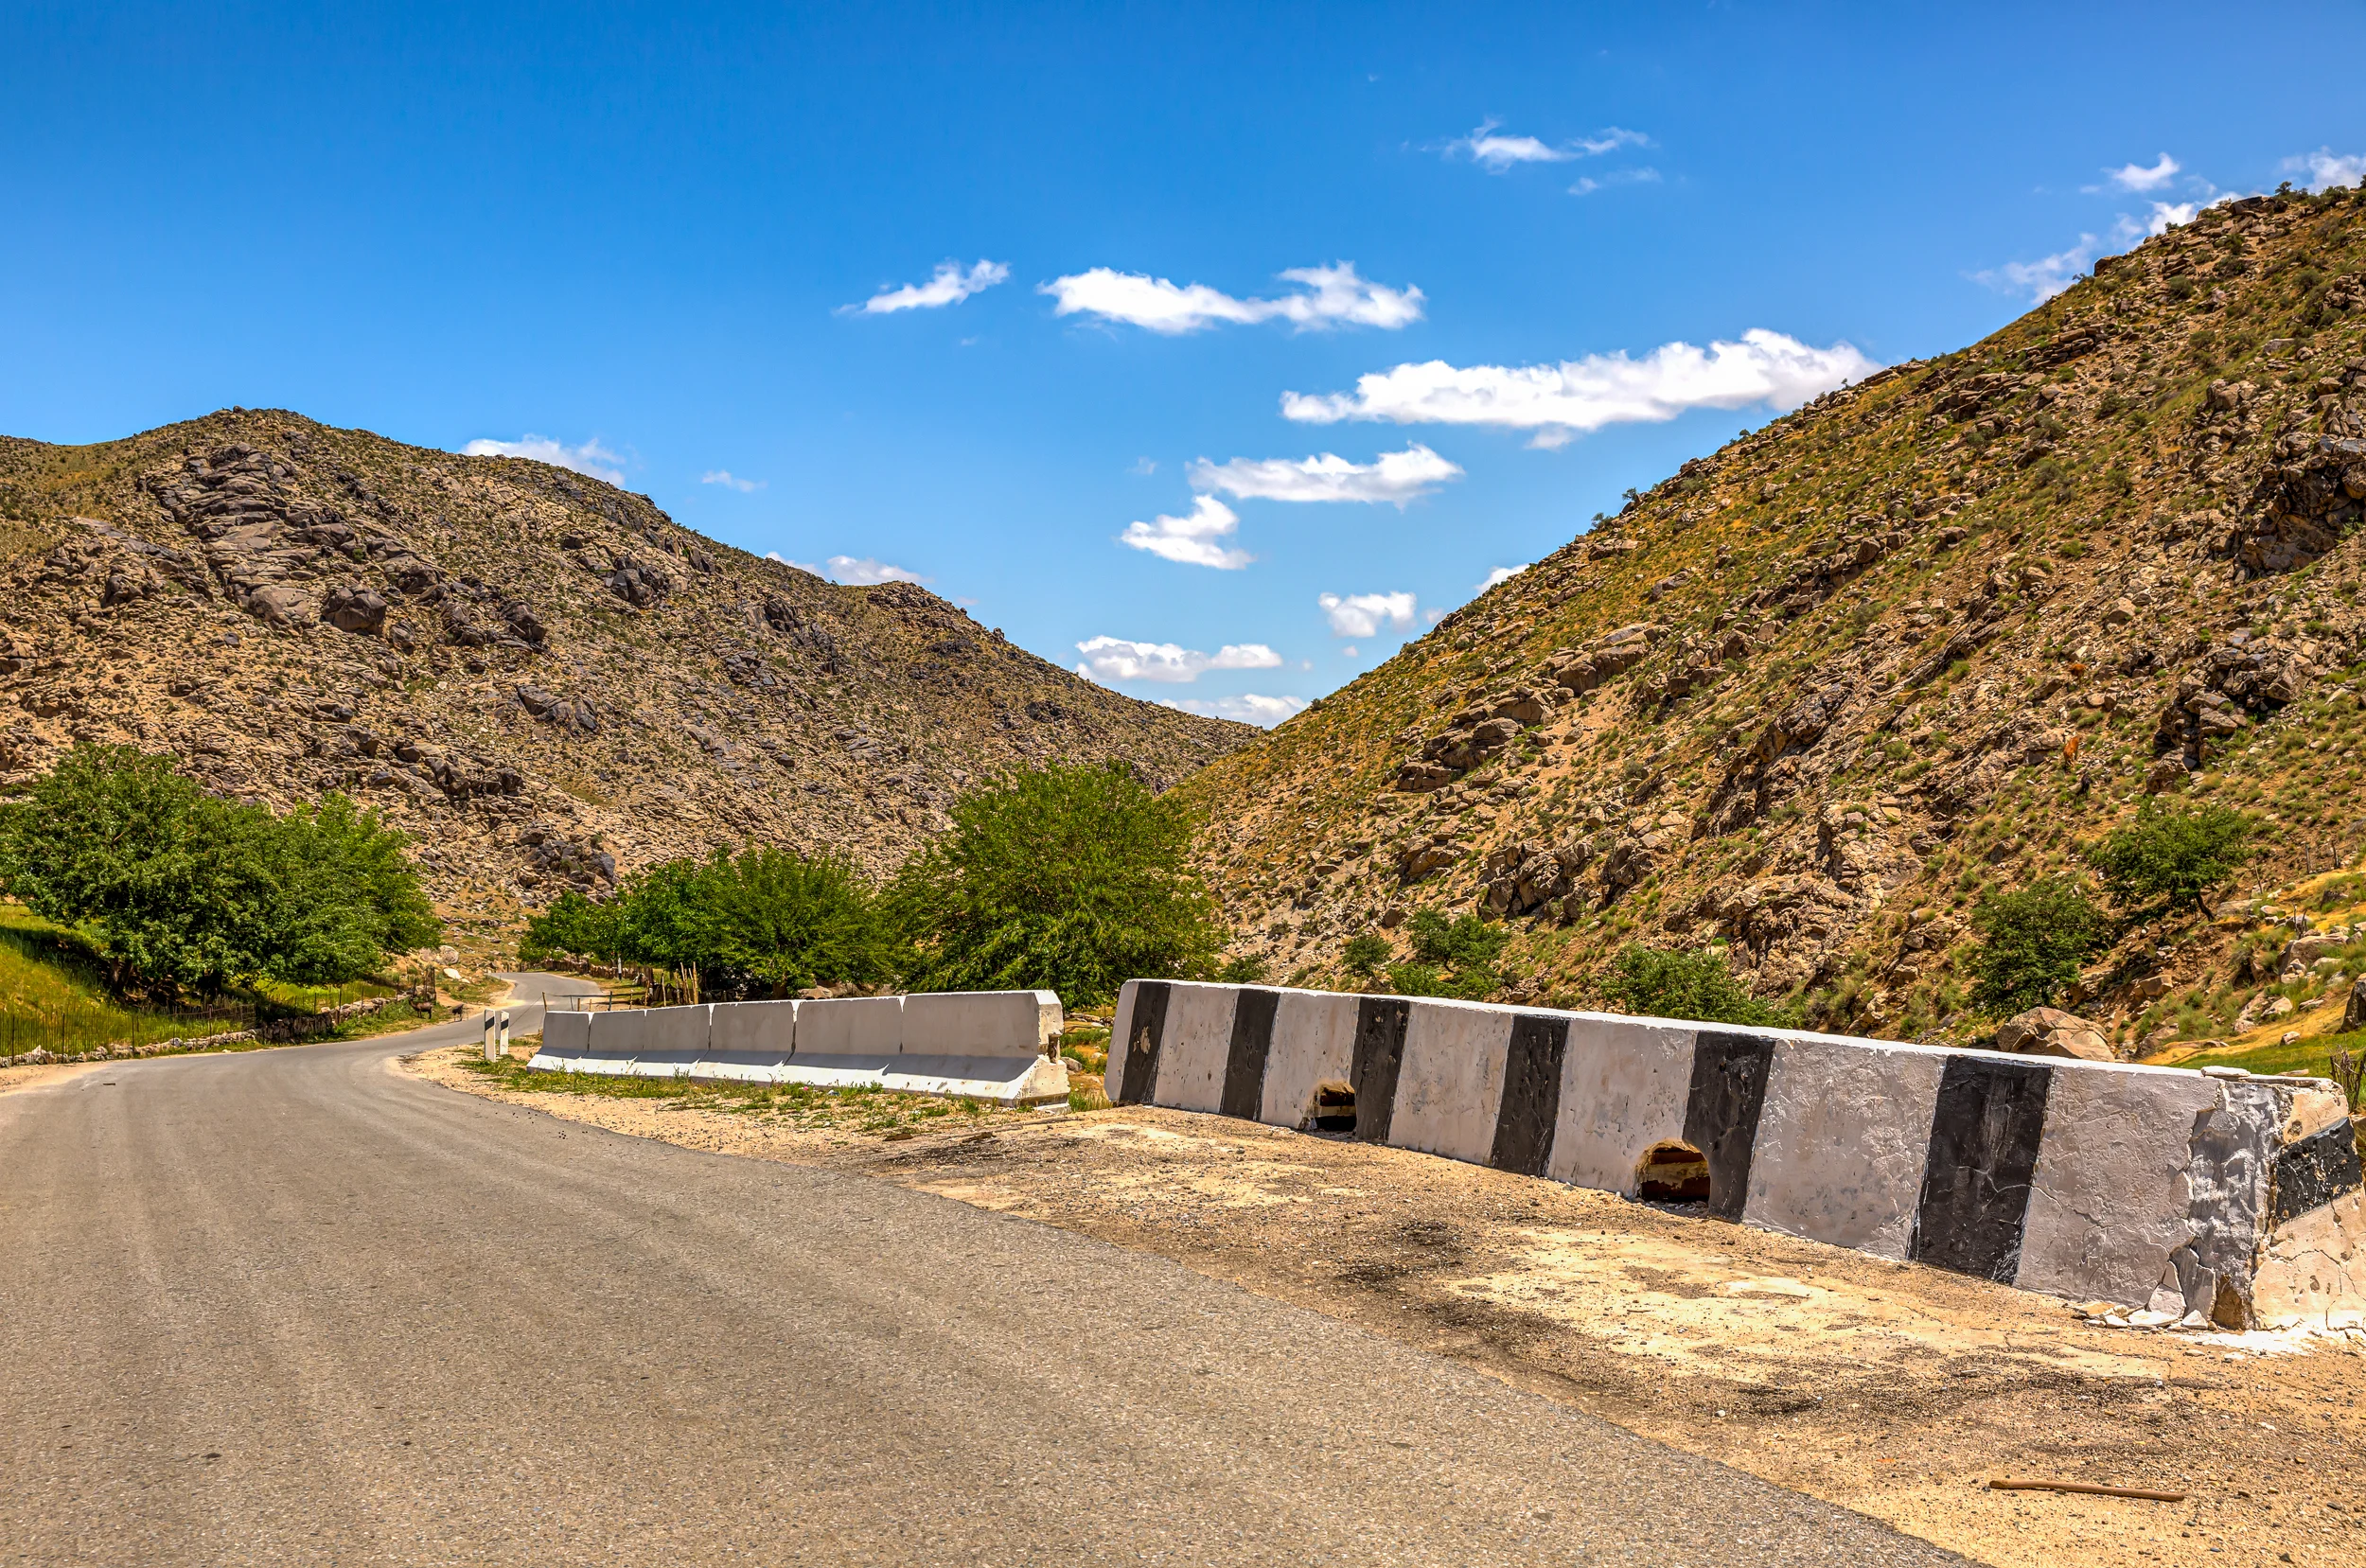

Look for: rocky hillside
[1177,185,2366,1053]
[0,411,1248,954]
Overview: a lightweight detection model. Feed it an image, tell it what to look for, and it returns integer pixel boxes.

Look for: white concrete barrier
[1104,979,2366,1329]
[578,1008,651,1076]
[786,995,905,1088]
[527,1009,592,1073]
[528,990,1071,1105]
[890,990,1069,1103]
[696,1000,796,1082]
[627,1004,712,1079]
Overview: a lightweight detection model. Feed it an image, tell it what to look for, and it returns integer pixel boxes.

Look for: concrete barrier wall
[627,1004,713,1079]
[527,1009,592,1073]
[525,991,1069,1105]
[1106,979,2364,1328]
[697,1000,796,1081]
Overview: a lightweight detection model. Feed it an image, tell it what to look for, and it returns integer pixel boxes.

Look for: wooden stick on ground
[1988,1478,2189,1502]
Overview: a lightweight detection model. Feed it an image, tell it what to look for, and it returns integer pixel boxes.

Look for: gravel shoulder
[414,1045,2366,1568]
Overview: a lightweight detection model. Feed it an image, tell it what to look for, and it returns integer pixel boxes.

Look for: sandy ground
[411,1046,2365,1568]
[0,1058,111,1096]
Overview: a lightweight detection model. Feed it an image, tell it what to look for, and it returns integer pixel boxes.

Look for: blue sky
[9,2,2365,723]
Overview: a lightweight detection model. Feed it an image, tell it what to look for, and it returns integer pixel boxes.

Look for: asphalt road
[0,974,1965,1566]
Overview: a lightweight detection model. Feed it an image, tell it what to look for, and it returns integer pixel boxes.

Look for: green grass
[0,905,256,1059]
[462,1053,1019,1134]
[2178,1026,2366,1084]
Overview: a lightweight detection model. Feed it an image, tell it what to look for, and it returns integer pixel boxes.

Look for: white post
[498,1010,512,1056]
[483,1011,500,1064]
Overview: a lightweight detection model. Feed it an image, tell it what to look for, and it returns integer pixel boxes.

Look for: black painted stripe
[2269,1119,2365,1228]
[1351,996,1411,1144]
[1115,981,1172,1106]
[1219,987,1281,1121]
[1909,1055,2052,1282]
[1489,1012,1568,1178]
[1683,1031,1777,1222]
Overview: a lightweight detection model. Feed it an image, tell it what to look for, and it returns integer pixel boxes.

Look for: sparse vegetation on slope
[1177,184,2366,1052]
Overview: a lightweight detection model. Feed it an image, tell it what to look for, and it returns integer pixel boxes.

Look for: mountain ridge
[1176,185,2366,1052]
[0,409,1250,957]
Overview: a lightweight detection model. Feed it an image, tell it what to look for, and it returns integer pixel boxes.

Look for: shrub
[1968,877,2110,1015]
[1342,932,1390,977]
[1600,944,1799,1027]
[0,744,436,995]
[887,762,1222,1006]
[1215,953,1271,985]
[2088,799,2257,915]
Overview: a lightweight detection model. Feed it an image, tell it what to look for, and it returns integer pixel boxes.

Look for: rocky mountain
[1176,184,2366,1052]
[0,411,1248,955]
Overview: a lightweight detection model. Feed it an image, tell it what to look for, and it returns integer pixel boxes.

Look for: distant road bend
[0,974,1961,1566]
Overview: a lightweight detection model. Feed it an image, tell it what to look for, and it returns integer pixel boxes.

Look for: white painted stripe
[1150,982,1241,1113]
[1106,980,1146,1096]
[1545,1013,1697,1193]
[2015,1064,2235,1304]
[1389,998,1517,1166]
[1742,1037,1946,1260]
[1258,990,1360,1129]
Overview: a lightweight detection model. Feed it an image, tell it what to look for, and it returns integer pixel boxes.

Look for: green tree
[1386,908,1510,1000]
[1968,877,2110,1015]
[886,762,1222,1006]
[1600,944,1800,1028]
[1342,931,1390,977]
[521,889,627,969]
[521,845,887,995]
[2088,799,2257,916]
[0,744,437,995]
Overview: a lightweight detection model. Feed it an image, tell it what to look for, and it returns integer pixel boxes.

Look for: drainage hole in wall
[1636,1141,1711,1204]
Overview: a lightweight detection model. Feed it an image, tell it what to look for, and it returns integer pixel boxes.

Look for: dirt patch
[412,1046,2366,1568]
[0,1059,111,1097]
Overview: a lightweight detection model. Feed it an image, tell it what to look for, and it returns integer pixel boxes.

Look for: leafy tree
[1386,908,1510,999]
[1967,877,2110,1015]
[1342,932,1390,977]
[1601,944,1800,1028]
[2088,799,2257,916]
[885,762,1222,1006]
[521,845,886,995]
[0,744,436,995]
[521,889,627,969]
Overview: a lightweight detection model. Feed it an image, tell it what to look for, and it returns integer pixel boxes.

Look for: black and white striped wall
[1106,981,2365,1330]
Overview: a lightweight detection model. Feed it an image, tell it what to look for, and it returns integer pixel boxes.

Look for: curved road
[1,974,1962,1566]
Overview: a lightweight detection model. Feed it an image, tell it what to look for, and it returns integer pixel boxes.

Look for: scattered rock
[1995,1007,2117,1063]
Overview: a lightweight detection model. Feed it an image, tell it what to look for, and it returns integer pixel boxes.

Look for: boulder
[323,584,389,635]
[2344,975,2366,1031]
[1995,1006,2116,1063]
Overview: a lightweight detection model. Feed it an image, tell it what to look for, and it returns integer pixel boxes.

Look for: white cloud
[1475,563,1530,592]
[1167,693,1308,726]
[1448,120,1648,171]
[1186,443,1462,506]
[1340,645,1359,658]
[2107,153,2181,192]
[1119,494,1252,569]
[1570,167,1661,196]
[461,434,626,484]
[847,258,1010,315]
[1073,636,1281,684]
[765,551,927,585]
[1972,236,2098,303]
[1128,457,1158,476]
[1282,329,1877,449]
[2287,148,2366,192]
[1318,590,1418,638]
[1042,261,1422,334]
[700,469,764,492]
